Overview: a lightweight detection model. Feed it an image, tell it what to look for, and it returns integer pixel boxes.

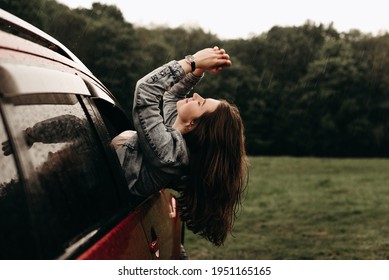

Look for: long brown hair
[178,100,248,246]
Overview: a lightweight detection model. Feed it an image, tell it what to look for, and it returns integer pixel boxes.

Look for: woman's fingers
[192,47,232,72]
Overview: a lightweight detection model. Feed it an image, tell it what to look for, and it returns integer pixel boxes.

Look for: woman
[115,47,248,246]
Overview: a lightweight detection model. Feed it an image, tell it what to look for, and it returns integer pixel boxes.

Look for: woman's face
[176,93,220,124]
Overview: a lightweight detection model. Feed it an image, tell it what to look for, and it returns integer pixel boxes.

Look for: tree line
[2,0,389,157]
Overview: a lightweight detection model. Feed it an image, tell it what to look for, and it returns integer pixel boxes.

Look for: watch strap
[185,55,196,72]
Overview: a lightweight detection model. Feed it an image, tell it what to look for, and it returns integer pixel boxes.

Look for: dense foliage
[2,0,389,157]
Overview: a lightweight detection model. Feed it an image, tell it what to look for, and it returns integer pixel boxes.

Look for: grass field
[184,156,389,260]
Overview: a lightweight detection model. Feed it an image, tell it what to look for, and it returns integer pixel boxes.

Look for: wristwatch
[185,55,196,72]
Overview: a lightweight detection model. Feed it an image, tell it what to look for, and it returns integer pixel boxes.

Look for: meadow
[184,156,389,259]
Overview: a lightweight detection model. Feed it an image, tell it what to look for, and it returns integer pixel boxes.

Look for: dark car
[0,8,183,260]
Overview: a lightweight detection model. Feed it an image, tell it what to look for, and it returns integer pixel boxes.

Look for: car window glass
[0,115,18,189]
[0,111,36,259]
[3,93,124,258]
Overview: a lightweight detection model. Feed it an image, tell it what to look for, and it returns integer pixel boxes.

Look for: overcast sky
[57,0,389,39]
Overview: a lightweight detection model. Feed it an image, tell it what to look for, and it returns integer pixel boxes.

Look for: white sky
[57,0,389,39]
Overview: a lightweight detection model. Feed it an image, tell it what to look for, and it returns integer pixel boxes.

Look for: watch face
[185,55,196,71]
[185,55,194,63]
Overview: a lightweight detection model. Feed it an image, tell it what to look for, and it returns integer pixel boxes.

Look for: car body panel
[76,191,181,260]
[76,208,153,260]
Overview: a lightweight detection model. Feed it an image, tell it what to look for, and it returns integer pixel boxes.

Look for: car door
[0,61,135,259]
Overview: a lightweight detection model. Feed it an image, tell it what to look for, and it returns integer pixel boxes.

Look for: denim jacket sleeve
[133,60,201,170]
[163,72,203,127]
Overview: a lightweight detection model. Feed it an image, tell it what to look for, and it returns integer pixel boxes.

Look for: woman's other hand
[180,46,232,75]
[194,46,232,73]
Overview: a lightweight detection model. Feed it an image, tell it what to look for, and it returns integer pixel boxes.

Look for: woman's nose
[193,93,203,101]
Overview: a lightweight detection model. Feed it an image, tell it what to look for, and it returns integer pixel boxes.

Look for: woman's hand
[180,46,232,75]
[194,46,232,73]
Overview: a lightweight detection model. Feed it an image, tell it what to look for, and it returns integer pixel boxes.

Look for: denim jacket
[116,60,203,199]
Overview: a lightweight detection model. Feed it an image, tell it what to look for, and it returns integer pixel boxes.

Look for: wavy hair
[178,100,248,246]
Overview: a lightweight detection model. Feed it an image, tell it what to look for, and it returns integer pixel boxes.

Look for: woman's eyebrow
[202,99,207,106]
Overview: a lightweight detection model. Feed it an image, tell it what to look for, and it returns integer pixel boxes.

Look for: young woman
[115,47,248,246]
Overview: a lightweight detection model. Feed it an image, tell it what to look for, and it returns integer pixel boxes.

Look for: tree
[3,0,389,157]
[0,0,45,28]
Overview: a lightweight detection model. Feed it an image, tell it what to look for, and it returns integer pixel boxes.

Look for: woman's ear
[184,120,196,133]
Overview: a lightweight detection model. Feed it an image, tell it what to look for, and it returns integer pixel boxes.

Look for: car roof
[0,8,118,104]
[0,8,91,74]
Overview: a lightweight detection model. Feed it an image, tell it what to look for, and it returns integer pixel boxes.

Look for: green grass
[184,156,389,259]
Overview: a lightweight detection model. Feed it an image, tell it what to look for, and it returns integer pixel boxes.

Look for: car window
[0,110,37,259]
[1,93,126,259]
